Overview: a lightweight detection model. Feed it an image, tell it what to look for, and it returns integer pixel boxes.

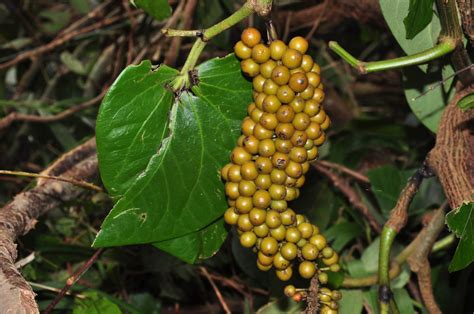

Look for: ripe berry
[224,207,239,225]
[276,267,293,281]
[260,236,279,255]
[240,231,257,248]
[252,43,271,63]
[241,27,261,47]
[249,207,266,226]
[298,261,316,279]
[270,40,287,60]
[289,36,309,54]
[240,59,260,77]
[289,72,308,93]
[282,49,302,69]
[231,147,252,165]
[281,242,298,260]
[271,65,290,86]
[260,60,277,78]
[284,285,296,297]
[234,41,252,59]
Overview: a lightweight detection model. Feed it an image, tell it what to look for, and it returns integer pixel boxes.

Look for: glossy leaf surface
[94,55,251,263]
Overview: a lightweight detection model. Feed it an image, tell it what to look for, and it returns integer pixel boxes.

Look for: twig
[198,269,268,296]
[378,164,433,313]
[14,252,35,268]
[28,282,86,299]
[0,170,102,192]
[305,0,328,40]
[416,262,441,314]
[199,267,231,314]
[313,162,382,233]
[44,249,104,314]
[0,90,106,130]
[407,204,447,314]
[0,139,98,313]
[164,0,198,66]
[58,1,111,36]
[135,0,185,63]
[316,160,370,184]
[329,39,456,74]
[0,11,141,70]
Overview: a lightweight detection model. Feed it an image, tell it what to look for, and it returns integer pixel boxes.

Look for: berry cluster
[222,27,340,312]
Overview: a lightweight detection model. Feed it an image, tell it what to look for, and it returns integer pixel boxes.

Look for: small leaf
[367,165,414,216]
[324,222,363,251]
[73,291,122,314]
[446,202,474,272]
[94,55,251,259]
[393,288,416,314]
[457,93,474,111]
[403,0,435,39]
[153,218,227,263]
[339,290,363,314]
[132,0,171,21]
[403,65,455,133]
[60,52,87,75]
[256,299,303,314]
[379,0,441,72]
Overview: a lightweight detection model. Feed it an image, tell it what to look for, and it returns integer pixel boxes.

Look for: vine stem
[169,0,272,91]
[377,165,432,313]
[328,40,456,74]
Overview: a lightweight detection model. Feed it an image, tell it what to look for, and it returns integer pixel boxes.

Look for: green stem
[379,226,397,313]
[432,233,456,253]
[329,40,456,74]
[203,3,254,40]
[170,0,272,91]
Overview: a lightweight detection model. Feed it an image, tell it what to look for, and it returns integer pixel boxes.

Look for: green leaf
[39,10,72,34]
[339,290,363,314]
[73,291,122,314]
[379,0,441,72]
[403,65,455,133]
[153,217,228,264]
[393,288,415,314]
[256,299,303,314]
[324,222,363,251]
[60,52,87,75]
[403,0,435,39]
[132,0,171,21]
[457,93,474,111]
[446,202,474,272]
[94,55,251,261]
[96,61,177,197]
[367,165,413,216]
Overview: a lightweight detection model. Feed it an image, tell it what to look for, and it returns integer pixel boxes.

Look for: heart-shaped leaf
[446,202,474,272]
[94,55,251,262]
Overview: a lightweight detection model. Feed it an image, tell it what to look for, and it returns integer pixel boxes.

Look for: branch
[167,0,273,91]
[407,205,447,314]
[378,165,433,313]
[0,90,106,131]
[0,139,98,313]
[313,162,382,233]
[44,249,104,314]
[329,40,456,74]
[0,11,140,70]
[427,85,474,209]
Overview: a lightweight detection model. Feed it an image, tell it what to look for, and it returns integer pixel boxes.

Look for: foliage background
[0,0,472,313]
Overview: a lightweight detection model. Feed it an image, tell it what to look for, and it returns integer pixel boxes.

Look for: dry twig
[199,267,232,314]
[0,90,106,131]
[0,139,98,313]
[44,249,104,314]
[313,162,382,233]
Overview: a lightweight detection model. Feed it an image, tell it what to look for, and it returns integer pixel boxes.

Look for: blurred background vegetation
[0,0,472,313]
